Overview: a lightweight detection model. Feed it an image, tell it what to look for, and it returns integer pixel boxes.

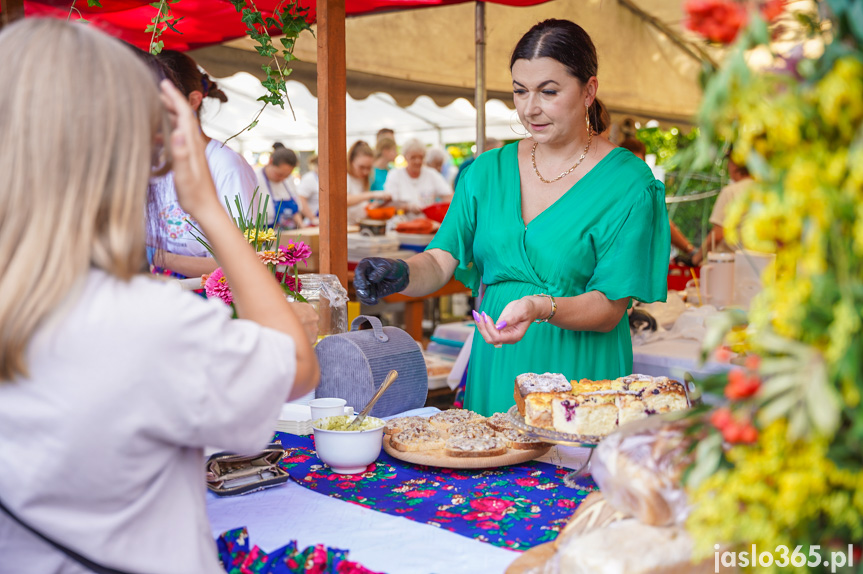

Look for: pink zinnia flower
[275,272,303,294]
[258,250,288,265]
[204,267,233,305]
[279,241,312,266]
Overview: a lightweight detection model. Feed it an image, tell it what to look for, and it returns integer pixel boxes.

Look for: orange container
[365,206,396,220]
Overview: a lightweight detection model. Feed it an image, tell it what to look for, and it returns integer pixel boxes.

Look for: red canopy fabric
[11,0,549,51]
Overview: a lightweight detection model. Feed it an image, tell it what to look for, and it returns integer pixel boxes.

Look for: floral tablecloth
[274,432,596,552]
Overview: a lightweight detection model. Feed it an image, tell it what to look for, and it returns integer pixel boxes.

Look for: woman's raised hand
[159,79,219,217]
[471,296,549,347]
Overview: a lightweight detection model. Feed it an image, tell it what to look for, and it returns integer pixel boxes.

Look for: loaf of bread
[590,418,694,527]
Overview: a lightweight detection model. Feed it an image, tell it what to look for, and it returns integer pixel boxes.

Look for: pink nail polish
[472,310,480,322]
[495,320,507,330]
[481,312,491,324]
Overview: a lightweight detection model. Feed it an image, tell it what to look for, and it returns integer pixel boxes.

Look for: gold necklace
[531,132,592,184]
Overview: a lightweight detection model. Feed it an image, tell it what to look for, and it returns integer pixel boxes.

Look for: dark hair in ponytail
[156,50,228,103]
[510,19,607,134]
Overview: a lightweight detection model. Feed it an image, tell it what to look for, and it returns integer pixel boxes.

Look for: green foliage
[147,0,183,55]
[225,0,313,143]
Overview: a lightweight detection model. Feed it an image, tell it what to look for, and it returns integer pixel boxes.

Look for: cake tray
[506,406,601,447]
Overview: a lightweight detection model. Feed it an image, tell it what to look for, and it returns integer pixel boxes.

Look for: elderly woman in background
[384,138,453,215]
[347,140,391,225]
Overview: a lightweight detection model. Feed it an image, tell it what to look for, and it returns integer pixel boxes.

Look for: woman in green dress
[354,19,670,415]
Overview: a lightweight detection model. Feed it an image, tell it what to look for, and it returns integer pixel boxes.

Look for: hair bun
[202,74,228,103]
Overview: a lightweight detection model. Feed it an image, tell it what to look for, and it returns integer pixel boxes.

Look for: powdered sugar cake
[514,373,571,415]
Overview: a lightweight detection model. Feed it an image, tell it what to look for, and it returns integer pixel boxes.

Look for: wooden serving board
[382,435,551,469]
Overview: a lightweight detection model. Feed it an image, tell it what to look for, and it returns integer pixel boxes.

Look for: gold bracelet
[531,293,557,323]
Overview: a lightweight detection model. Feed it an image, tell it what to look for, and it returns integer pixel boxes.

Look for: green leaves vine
[146,0,184,55]
[224,0,314,144]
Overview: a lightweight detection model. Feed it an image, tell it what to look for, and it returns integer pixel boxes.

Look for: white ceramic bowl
[312,415,385,474]
[309,397,348,421]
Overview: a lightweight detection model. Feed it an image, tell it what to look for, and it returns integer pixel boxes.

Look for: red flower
[477,521,498,530]
[282,455,310,463]
[436,510,460,518]
[470,497,514,513]
[336,482,355,489]
[556,499,578,508]
[516,477,540,487]
[725,369,761,399]
[709,407,733,431]
[744,354,761,372]
[760,0,785,22]
[405,489,436,498]
[684,0,747,44]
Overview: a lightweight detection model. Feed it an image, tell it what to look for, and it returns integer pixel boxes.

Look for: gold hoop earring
[585,104,591,137]
[510,112,529,137]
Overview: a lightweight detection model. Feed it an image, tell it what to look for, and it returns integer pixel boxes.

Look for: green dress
[426,143,670,416]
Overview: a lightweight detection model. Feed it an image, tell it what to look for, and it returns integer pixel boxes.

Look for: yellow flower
[243,228,276,244]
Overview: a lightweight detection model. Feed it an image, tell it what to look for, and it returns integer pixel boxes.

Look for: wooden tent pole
[316,0,348,288]
[0,0,25,29]
[474,1,486,154]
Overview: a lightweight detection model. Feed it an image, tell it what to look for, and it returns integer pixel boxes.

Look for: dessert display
[517,374,690,440]
[513,372,572,414]
[382,409,551,468]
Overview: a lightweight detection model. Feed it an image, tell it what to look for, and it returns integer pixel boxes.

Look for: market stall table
[207,409,593,574]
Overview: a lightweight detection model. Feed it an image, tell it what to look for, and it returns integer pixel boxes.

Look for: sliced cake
[524,391,571,430]
[515,372,571,415]
[552,394,619,438]
[616,394,649,427]
[641,380,689,414]
[571,379,615,395]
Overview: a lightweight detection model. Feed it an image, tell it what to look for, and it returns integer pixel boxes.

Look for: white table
[633,338,731,381]
[207,441,591,574]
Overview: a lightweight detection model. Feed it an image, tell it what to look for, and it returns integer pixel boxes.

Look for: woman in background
[384,138,453,215]
[371,137,398,191]
[347,140,391,225]
[297,154,320,226]
[256,144,304,230]
[0,18,318,573]
[149,50,258,279]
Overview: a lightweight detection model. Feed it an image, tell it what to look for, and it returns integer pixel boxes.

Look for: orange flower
[725,369,761,400]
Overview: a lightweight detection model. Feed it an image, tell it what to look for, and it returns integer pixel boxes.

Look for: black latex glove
[674,249,699,267]
[628,307,658,332]
[353,257,410,305]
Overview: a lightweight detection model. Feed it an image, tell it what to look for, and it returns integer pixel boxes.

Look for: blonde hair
[347,140,374,190]
[0,19,169,382]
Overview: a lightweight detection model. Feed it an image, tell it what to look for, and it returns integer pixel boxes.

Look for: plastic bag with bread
[590,416,695,527]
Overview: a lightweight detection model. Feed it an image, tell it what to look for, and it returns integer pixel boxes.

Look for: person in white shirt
[385,138,453,215]
[297,154,320,226]
[692,154,753,266]
[347,140,390,225]
[149,50,258,279]
[0,19,320,574]
[255,144,304,229]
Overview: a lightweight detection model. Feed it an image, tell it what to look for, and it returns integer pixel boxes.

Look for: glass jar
[298,273,349,341]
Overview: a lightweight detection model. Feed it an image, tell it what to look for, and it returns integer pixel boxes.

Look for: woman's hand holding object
[472,296,549,348]
[353,257,410,305]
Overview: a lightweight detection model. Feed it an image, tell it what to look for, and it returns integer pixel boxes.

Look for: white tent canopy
[201,72,519,153]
